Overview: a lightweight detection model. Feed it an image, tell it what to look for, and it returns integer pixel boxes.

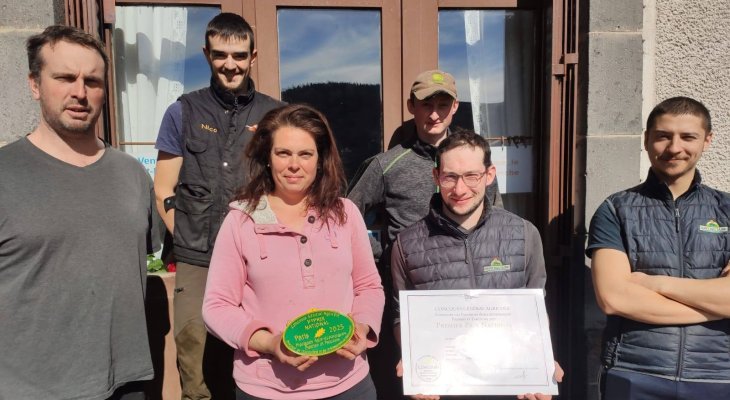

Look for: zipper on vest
[674,207,680,233]
[674,202,686,379]
[229,96,239,134]
[677,313,686,380]
[464,238,478,288]
[464,238,469,264]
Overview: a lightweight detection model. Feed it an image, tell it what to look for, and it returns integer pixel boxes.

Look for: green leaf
[146,255,164,273]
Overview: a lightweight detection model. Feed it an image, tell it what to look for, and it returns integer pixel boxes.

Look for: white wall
[0,0,64,147]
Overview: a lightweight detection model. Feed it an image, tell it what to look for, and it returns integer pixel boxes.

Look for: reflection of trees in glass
[278,9,381,91]
[282,82,382,182]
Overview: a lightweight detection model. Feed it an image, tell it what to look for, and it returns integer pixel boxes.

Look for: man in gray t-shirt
[0,26,158,400]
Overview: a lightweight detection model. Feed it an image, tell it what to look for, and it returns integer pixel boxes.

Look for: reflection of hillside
[282,82,382,183]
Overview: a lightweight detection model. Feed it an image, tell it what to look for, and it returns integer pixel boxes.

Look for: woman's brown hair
[235,104,347,225]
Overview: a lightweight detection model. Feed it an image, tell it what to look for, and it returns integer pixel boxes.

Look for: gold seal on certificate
[399,289,559,396]
[282,309,354,356]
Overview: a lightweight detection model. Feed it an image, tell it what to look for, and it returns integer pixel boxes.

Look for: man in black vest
[391,129,561,399]
[588,97,730,399]
[154,13,282,400]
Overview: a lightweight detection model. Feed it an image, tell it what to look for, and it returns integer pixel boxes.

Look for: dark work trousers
[235,374,376,400]
[175,261,235,400]
[601,368,730,400]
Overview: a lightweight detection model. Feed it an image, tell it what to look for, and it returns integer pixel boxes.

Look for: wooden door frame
[400,1,581,394]
[252,0,402,147]
[544,0,580,397]
[401,0,544,119]
[73,0,240,145]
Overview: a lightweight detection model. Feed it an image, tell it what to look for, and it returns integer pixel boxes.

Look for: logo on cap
[431,73,445,84]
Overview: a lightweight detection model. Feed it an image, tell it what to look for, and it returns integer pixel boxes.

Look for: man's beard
[42,104,98,137]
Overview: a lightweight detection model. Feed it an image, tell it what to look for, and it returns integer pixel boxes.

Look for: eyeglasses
[438,171,487,188]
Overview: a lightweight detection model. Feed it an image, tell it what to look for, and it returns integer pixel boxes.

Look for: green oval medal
[282,309,355,356]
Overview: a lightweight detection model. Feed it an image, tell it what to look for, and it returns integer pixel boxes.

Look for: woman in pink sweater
[203,104,385,400]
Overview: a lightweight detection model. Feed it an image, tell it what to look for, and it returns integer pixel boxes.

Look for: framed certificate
[399,289,558,396]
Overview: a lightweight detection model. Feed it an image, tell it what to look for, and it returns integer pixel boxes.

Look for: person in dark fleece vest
[588,96,730,400]
[153,13,283,400]
[391,129,562,400]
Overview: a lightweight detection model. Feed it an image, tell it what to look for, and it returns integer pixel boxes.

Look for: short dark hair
[205,13,255,53]
[26,25,109,80]
[646,96,712,133]
[436,128,492,169]
[236,104,347,225]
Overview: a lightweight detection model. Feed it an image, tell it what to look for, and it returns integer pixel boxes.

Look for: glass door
[276,8,383,180]
[254,0,403,160]
[112,5,220,177]
[438,9,539,220]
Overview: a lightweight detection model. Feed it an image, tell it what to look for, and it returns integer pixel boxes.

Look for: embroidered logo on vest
[483,257,511,273]
[699,219,728,233]
[200,123,218,133]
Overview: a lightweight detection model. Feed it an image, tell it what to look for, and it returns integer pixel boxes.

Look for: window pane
[113,6,219,176]
[439,10,537,220]
[278,8,383,181]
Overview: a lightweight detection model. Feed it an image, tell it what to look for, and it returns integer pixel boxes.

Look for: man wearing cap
[347,69,501,397]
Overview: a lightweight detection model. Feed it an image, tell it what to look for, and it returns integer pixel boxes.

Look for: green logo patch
[699,219,728,233]
[431,73,445,84]
[483,258,511,273]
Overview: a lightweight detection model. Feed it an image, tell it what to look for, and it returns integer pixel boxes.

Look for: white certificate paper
[399,289,558,396]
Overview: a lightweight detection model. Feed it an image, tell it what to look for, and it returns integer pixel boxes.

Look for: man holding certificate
[391,129,562,399]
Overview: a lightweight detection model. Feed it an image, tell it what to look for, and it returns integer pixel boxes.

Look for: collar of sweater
[402,125,451,161]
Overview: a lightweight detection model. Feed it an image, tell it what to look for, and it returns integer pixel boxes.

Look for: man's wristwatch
[163,195,176,212]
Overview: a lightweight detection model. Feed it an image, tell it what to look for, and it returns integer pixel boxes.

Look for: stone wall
[0,0,64,146]
[653,0,730,191]
[581,0,644,398]
[581,1,730,398]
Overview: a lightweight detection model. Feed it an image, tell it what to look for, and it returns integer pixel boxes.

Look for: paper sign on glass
[399,289,558,396]
[491,144,533,194]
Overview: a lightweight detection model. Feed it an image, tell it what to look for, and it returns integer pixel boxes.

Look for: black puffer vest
[397,196,527,289]
[602,170,730,381]
[174,80,282,266]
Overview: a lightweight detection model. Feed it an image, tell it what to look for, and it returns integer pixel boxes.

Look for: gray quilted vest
[397,197,528,290]
[602,170,730,381]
